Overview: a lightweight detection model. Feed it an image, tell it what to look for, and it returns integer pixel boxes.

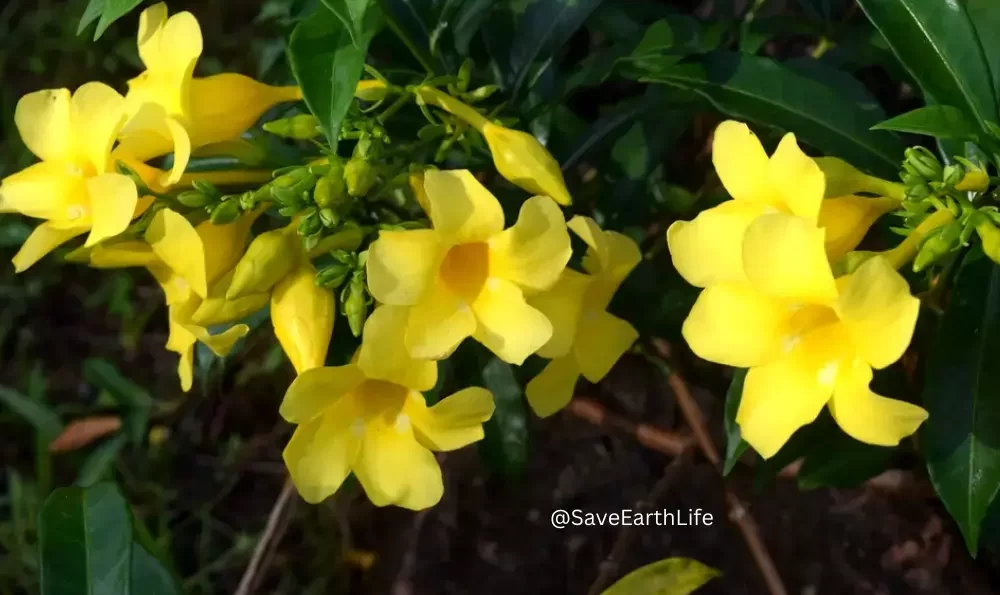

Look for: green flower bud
[319,207,339,227]
[191,179,221,199]
[465,85,500,102]
[978,220,1000,264]
[227,228,298,299]
[344,157,377,197]
[914,221,960,272]
[904,147,943,181]
[262,114,322,140]
[210,199,242,225]
[905,183,932,201]
[315,262,352,289]
[271,174,317,205]
[942,164,965,187]
[314,165,348,209]
[298,212,323,237]
[342,272,368,338]
[457,58,473,92]
[177,190,212,208]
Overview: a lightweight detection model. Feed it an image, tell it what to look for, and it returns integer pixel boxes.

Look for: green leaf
[83,359,152,444]
[611,123,649,180]
[873,105,980,140]
[78,0,144,41]
[39,483,132,595]
[638,51,905,177]
[856,0,997,132]
[452,0,494,54]
[76,435,128,487]
[924,245,1000,556]
[130,542,180,595]
[320,0,372,47]
[966,0,1000,106]
[478,357,529,481]
[601,557,720,595]
[508,0,608,97]
[722,369,748,477]
[796,435,896,490]
[0,386,63,441]
[288,5,381,149]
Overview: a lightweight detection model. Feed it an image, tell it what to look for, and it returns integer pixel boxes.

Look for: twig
[234,477,297,595]
[650,339,788,595]
[586,447,695,595]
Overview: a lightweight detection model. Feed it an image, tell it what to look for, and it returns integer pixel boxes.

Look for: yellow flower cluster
[668,121,928,458]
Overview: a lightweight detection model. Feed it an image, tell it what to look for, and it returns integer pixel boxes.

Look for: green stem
[413,86,490,131]
[378,91,413,123]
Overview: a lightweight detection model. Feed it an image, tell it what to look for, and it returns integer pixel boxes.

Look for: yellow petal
[284,401,363,504]
[406,387,494,451]
[815,156,904,200]
[280,364,366,424]
[366,229,442,305]
[145,208,208,298]
[354,414,443,510]
[819,196,897,261]
[185,322,249,357]
[766,132,824,221]
[88,241,159,269]
[226,227,297,299]
[828,357,928,446]
[115,103,175,162]
[12,222,87,273]
[359,305,438,391]
[137,4,202,90]
[712,121,773,204]
[271,261,336,374]
[528,269,591,359]
[570,216,642,288]
[190,270,270,326]
[196,213,258,285]
[14,88,72,162]
[424,169,504,245]
[667,200,762,288]
[84,174,138,247]
[573,310,637,382]
[471,278,552,365]
[188,74,302,147]
[70,82,128,173]
[742,212,837,303]
[525,356,580,418]
[0,162,86,220]
[161,116,191,186]
[682,282,792,368]
[835,255,919,370]
[405,282,477,360]
[482,123,572,206]
[738,324,847,458]
[488,196,571,293]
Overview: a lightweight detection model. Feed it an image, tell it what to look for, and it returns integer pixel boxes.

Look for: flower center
[66,204,88,221]
[439,242,489,302]
[817,360,840,388]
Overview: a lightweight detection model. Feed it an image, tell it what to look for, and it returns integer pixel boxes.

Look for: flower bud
[271,173,317,206]
[904,147,942,181]
[191,270,271,326]
[905,183,932,201]
[914,221,960,272]
[978,220,1000,264]
[227,227,298,299]
[314,161,348,208]
[191,180,221,199]
[465,85,500,102]
[262,114,321,140]
[457,59,472,92]
[342,272,368,338]
[345,157,377,197]
[942,164,965,187]
[956,169,990,192]
[315,262,352,289]
[270,261,335,374]
[177,190,212,208]
[210,199,242,225]
[319,207,339,227]
[482,123,572,206]
[298,212,323,237]
[814,156,905,200]
[355,79,388,102]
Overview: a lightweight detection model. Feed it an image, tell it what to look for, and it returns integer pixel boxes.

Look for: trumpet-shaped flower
[88,208,259,390]
[0,83,141,272]
[116,3,301,185]
[366,169,571,364]
[281,305,494,508]
[525,217,641,416]
[270,259,336,375]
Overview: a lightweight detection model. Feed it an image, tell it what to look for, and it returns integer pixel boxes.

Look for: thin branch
[586,447,695,595]
[234,477,297,595]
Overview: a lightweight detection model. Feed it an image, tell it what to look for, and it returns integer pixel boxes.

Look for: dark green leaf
[924,245,1000,555]
[0,386,63,441]
[966,0,1000,106]
[380,0,441,73]
[76,435,128,487]
[722,369,748,476]
[130,542,180,595]
[478,357,529,481]
[610,123,648,180]
[508,0,607,97]
[601,557,720,595]
[452,0,494,54]
[78,0,144,41]
[320,0,371,47]
[873,105,980,140]
[638,51,905,177]
[83,359,153,411]
[39,483,132,595]
[288,5,381,148]
[797,436,896,490]
[856,0,997,132]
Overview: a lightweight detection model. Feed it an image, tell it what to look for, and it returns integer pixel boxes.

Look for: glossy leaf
[130,543,180,595]
[39,483,132,595]
[288,5,381,148]
[924,245,1000,555]
[722,369,748,476]
[478,356,529,481]
[856,0,997,132]
[796,434,896,490]
[452,0,495,54]
[76,435,128,487]
[78,0,143,40]
[965,0,1000,106]
[873,105,980,140]
[637,51,905,176]
[601,557,720,595]
[320,0,372,48]
[508,0,607,97]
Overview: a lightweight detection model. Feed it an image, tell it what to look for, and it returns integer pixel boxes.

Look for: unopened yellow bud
[191,270,271,326]
[262,114,322,140]
[482,123,572,206]
[814,157,905,200]
[227,227,299,299]
[978,221,1000,264]
[409,171,431,215]
[345,157,377,197]
[956,170,990,192]
[355,79,388,102]
[819,195,899,261]
[270,261,335,374]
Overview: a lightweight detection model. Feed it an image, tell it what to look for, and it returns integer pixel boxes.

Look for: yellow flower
[366,169,571,364]
[280,305,494,508]
[115,3,301,185]
[668,121,926,457]
[226,224,299,299]
[270,259,336,375]
[89,209,259,390]
[525,216,641,417]
[414,86,572,205]
[0,84,141,272]
[818,195,898,262]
